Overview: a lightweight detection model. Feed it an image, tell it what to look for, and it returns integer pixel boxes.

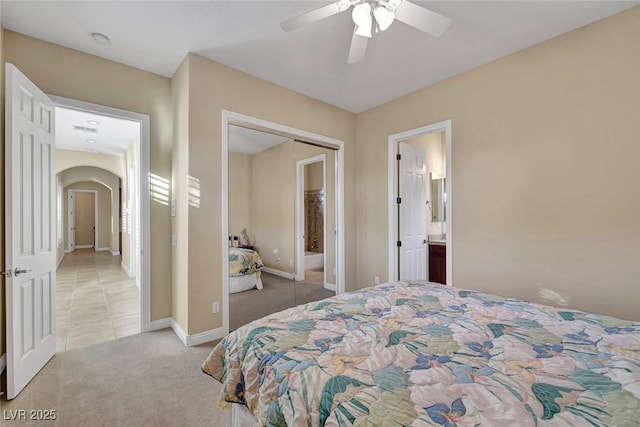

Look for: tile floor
[56,249,140,352]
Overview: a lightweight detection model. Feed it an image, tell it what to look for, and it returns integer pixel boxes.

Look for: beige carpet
[1,329,227,427]
[229,270,335,331]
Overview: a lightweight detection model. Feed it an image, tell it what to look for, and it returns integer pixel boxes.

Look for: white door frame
[295,154,326,283]
[221,110,345,334]
[128,162,137,279]
[50,95,152,332]
[68,189,98,249]
[388,120,453,285]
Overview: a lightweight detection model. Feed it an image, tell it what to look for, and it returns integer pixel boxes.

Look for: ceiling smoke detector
[91,32,110,46]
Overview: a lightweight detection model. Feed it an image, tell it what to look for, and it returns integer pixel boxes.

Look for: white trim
[221,110,346,336]
[261,267,296,280]
[121,262,132,277]
[186,326,226,346]
[148,317,225,346]
[324,283,336,292]
[0,353,6,374]
[95,247,110,252]
[64,249,72,253]
[111,250,120,256]
[170,319,188,346]
[295,154,326,282]
[74,245,93,249]
[148,317,172,331]
[56,253,65,270]
[388,120,453,286]
[50,95,151,334]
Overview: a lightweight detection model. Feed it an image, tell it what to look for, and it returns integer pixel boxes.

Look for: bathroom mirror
[430,177,446,222]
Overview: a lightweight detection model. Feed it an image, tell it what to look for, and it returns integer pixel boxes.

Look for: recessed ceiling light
[91,32,110,46]
[87,120,100,125]
[87,139,97,143]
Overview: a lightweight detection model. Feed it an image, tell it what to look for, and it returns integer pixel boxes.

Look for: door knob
[14,268,31,277]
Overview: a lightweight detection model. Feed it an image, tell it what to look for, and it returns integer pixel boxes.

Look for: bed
[203,281,640,426]
[229,247,264,294]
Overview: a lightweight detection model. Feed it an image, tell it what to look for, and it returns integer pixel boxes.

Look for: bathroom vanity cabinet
[428,243,446,284]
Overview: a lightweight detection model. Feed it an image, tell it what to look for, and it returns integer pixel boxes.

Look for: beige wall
[305,161,323,191]
[251,140,296,273]
[56,148,124,178]
[171,56,190,331]
[356,7,640,321]
[4,31,173,322]
[176,53,356,335]
[228,152,252,239]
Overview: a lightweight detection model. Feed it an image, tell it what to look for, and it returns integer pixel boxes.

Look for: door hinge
[396,197,402,204]
[396,240,402,247]
[396,154,401,160]
[1,270,12,278]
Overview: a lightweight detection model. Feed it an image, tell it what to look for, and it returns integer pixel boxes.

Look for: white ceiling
[3,1,638,113]
[229,125,289,155]
[55,107,140,156]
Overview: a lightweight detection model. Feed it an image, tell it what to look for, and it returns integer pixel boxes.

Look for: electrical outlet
[374,276,380,285]
[276,257,281,263]
[212,301,220,313]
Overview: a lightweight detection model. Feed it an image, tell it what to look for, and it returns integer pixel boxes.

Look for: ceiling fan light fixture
[352,3,372,27]
[336,0,352,12]
[373,6,395,31]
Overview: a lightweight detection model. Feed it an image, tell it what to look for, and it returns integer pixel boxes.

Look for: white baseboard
[324,282,336,292]
[95,247,110,252]
[56,254,65,270]
[121,262,133,278]
[187,326,226,346]
[148,318,225,346]
[136,279,141,290]
[75,245,93,249]
[0,353,6,375]
[111,250,121,256]
[262,267,295,280]
[148,317,173,332]
[64,249,72,253]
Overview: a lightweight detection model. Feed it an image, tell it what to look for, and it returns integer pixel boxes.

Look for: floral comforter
[202,282,640,426]
[229,247,264,277]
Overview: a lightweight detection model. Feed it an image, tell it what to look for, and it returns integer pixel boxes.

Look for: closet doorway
[222,111,345,333]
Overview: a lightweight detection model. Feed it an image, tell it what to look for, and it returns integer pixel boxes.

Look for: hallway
[56,249,140,352]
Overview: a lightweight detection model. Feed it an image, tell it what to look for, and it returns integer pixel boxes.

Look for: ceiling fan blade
[394,1,452,37]
[347,28,368,64]
[280,2,345,32]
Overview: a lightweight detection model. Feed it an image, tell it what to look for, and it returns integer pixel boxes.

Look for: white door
[5,64,56,399]
[398,142,427,280]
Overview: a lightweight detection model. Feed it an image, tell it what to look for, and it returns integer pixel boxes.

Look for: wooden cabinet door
[429,244,446,284]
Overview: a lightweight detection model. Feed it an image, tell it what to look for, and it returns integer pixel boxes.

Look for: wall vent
[72,125,98,133]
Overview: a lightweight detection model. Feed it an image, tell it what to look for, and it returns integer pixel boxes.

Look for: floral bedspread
[202,282,640,426]
[229,247,264,277]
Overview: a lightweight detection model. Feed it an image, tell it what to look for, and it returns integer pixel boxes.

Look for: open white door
[398,142,427,280]
[5,64,56,399]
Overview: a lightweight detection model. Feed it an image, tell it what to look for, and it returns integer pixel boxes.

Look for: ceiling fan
[280,0,452,64]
